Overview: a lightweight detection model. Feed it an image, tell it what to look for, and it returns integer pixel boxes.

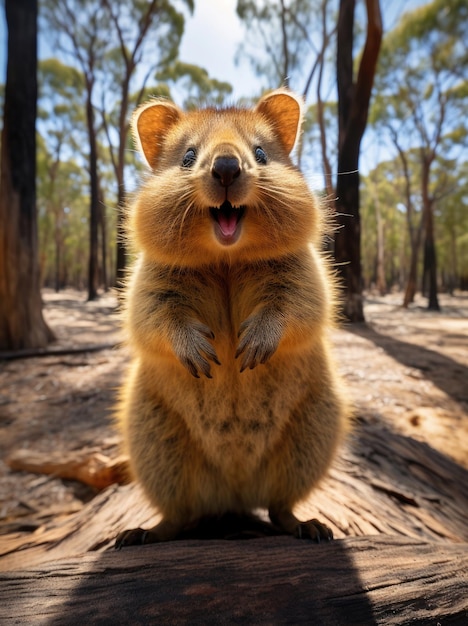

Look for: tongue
[218,211,238,237]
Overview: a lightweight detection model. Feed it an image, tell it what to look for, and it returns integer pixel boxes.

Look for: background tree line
[237,0,467,313]
[0,0,467,350]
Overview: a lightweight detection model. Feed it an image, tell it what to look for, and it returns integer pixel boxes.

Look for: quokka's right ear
[132,99,183,169]
[255,89,304,155]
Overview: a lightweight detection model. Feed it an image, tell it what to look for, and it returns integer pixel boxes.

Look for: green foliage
[33,0,229,290]
[38,59,85,150]
[26,0,468,295]
[361,147,468,292]
[37,133,90,289]
[434,159,468,285]
[236,0,335,93]
[368,0,468,295]
[361,159,409,290]
[375,0,468,125]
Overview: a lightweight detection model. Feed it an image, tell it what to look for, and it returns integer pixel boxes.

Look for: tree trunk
[115,73,131,288]
[98,185,108,292]
[375,199,386,295]
[420,157,440,310]
[85,88,100,302]
[399,150,422,308]
[54,219,61,293]
[0,0,53,350]
[403,252,418,307]
[369,175,386,295]
[449,224,458,294]
[387,131,422,307]
[402,214,423,308]
[2,536,467,625]
[422,202,440,311]
[334,0,382,322]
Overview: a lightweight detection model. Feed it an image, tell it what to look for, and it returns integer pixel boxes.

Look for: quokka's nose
[211,156,241,187]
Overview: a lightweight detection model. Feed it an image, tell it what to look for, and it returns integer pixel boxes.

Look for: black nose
[212,156,241,187]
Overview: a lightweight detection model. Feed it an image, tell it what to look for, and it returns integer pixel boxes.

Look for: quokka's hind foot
[179,512,286,540]
[115,513,286,548]
[269,508,333,542]
[115,519,184,549]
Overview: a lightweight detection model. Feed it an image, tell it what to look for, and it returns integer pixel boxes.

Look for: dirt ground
[0,288,467,533]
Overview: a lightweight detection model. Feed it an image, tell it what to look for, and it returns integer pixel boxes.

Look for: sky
[176,0,426,100]
[0,0,428,99]
[178,0,259,100]
[0,0,259,99]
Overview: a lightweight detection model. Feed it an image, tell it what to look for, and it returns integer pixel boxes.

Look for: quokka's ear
[132,99,183,169]
[255,89,304,155]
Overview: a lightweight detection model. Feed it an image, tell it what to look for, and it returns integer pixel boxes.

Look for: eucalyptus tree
[36,134,89,290]
[236,0,337,183]
[37,59,86,291]
[0,0,53,350]
[99,0,194,284]
[361,158,411,293]
[433,158,468,293]
[334,0,382,321]
[41,0,110,300]
[372,0,468,309]
[236,0,382,321]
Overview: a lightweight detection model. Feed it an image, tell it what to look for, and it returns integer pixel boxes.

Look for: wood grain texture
[1,421,467,572]
[1,536,467,625]
[1,420,467,624]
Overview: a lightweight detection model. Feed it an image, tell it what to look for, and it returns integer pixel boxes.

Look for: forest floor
[0,288,467,535]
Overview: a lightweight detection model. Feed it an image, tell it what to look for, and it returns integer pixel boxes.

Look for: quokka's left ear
[255,88,304,155]
[132,98,183,170]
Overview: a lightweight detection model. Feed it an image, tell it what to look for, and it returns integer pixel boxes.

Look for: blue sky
[0,0,258,98]
[0,0,427,99]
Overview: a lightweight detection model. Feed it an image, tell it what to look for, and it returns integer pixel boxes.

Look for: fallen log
[1,421,467,571]
[1,535,467,625]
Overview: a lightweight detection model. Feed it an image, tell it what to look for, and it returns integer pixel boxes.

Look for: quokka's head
[129,89,320,267]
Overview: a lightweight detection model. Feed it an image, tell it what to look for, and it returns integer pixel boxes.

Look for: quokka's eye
[182,148,197,168]
[255,146,267,165]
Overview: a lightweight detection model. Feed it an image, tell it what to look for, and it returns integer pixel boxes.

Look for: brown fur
[116,89,348,546]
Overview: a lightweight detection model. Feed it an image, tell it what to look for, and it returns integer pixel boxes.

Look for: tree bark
[421,157,440,311]
[98,184,108,291]
[85,87,100,302]
[0,0,53,350]
[375,195,386,295]
[395,138,423,308]
[334,0,382,322]
[114,76,129,288]
[101,0,162,288]
[402,218,423,308]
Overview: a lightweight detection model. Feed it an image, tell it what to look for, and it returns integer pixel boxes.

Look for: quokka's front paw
[174,320,220,378]
[235,312,282,372]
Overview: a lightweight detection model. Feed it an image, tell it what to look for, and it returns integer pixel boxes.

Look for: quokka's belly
[156,351,313,467]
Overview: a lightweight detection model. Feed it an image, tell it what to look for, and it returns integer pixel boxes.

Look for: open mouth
[210,201,245,246]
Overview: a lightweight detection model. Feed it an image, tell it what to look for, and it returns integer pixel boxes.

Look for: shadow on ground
[348,323,468,406]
